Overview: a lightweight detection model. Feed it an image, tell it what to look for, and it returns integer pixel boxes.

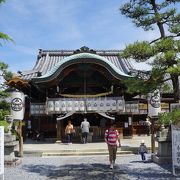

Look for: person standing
[65,121,74,144]
[105,123,120,169]
[138,140,148,162]
[145,117,151,136]
[81,118,90,144]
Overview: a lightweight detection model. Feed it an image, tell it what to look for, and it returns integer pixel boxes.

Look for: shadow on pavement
[125,161,176,179]
[22,163,128,180]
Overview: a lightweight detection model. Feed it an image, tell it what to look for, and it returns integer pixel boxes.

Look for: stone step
[41,149,133,157]
[23,146,138,157]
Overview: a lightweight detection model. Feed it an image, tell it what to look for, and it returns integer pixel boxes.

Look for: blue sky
[0,0,160,73]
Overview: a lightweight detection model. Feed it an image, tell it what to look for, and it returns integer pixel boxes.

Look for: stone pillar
[56,120,63,143]
[4,133,21,166]
[152,127,172,164]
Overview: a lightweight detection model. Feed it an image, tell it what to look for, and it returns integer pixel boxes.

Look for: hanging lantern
[67,101,73,111]
[55,101,60,112]
[148,89,161,117]
[47,101,54,112]
[30,104,35,115]
[73,101,79,111]
[117,99,125,112]
[10,91,25,120]
[99,101,104,112]
[61,101,66,112]
[87,101,92,111]
[40,105,45,114]
[35,105,39,114]
[79,101,85,111]
[108,100,116,111]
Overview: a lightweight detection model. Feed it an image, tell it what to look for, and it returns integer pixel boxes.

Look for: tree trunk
[150,0,165,38]
[171,74,180,101]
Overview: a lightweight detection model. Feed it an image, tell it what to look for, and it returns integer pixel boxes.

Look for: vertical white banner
[172,125,180,176]
[148,89,161,117]
[0,126,4,178]
[11,91,25,120]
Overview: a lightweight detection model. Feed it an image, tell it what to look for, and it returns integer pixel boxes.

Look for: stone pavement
[5,136,178,180]
[5,155,176,180]
[21,135,157,156]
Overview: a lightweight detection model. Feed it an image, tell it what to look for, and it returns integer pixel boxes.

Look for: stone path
[5,155,177,180]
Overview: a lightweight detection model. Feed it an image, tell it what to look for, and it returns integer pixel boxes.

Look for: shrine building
[7,46,172,142]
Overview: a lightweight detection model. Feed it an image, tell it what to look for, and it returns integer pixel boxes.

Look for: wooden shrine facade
[7,46,176,142]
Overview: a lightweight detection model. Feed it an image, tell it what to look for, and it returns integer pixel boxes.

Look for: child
[138,140,148,162]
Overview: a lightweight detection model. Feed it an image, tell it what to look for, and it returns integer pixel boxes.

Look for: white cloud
[12,45,37,56]
[0,0,168,73]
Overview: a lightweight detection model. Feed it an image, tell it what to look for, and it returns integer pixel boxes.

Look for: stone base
[152,154,172,164]
[55,140,62,143]
[5,158,22,166]
[123,136,133,139]
[87,134,93,142]
[0,174,4,180]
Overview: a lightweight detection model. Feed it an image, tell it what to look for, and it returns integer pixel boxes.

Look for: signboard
[124,122,128,128]
[128,117,132,125]
[125,102,139,114]
[161,103,169,113]
[139,103,148,114]
[172,125,180,176]
[11,91,25,120]
[148,89,161,117]
[0,126,4,177]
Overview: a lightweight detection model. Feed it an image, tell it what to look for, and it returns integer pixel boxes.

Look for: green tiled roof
[32,53,131,83]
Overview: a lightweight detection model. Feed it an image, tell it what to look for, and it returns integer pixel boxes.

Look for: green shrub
[158,109,180,126]
[0,120,9,133]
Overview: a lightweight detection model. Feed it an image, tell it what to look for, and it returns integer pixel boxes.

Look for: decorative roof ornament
[73,46,96,54]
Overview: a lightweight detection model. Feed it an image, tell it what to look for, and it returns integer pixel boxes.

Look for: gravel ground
[4,155,180,180]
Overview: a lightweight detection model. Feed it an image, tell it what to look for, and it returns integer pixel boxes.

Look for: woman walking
[65,121,74,144]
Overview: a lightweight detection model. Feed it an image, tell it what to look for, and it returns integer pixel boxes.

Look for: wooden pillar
[151,117,156,153]
[56,120,63,143]
[17,121,23,157]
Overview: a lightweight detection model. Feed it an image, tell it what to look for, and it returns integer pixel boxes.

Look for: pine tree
[120,0,180,101]
[0,0,13,120]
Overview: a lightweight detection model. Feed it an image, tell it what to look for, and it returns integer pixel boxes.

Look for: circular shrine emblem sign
[150,93,160,108]
[11,98,23,111]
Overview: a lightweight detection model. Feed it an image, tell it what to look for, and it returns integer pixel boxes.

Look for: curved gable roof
[32,53,131,83]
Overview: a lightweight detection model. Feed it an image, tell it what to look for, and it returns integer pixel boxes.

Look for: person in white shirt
[80,118,90,144]
[145,117,151,136]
